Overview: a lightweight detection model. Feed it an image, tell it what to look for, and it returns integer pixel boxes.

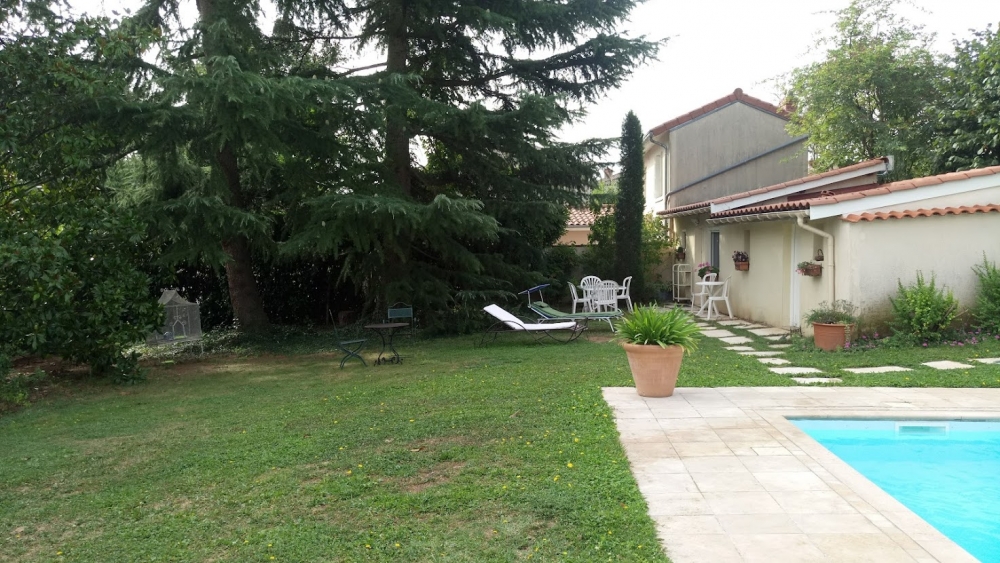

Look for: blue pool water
[793,419,1000,562]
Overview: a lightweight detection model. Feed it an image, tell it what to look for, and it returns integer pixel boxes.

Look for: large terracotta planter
[621,343,684,397]
[813,323,853,351]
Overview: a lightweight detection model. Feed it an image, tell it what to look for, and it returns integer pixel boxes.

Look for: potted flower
[796,261,822,276]
[674,246,686,261]
[614,306,700,397]
[804,300,857,351]
[732,250,749,271]
[696,262,719,279]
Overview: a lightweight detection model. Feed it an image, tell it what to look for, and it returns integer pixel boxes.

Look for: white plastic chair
[568,282,590,314]
[616,276,633,312]
[706,276,733,320]
[693,272,717,315]
[592,280,620,312]
[579,276,601,312]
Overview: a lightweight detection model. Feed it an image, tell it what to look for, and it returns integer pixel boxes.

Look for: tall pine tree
[614,111,644,298]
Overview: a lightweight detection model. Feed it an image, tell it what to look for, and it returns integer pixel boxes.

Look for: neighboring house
[557,206,611,247]
[659,158,1000,332]
[643,88,808,218]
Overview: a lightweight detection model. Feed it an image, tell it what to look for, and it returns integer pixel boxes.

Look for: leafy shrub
[0,356,47,409]
[542,245,580,291]
[0,192,162,380]
[614,306,700,352]
[889,272,958,343]
[972,256,1000,333]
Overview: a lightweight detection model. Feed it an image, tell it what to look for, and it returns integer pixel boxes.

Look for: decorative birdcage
[147,289,202,345]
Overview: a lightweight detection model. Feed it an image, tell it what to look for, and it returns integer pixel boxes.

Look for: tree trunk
[385,0,411,195]
[196,0,270,329]
[216,143,270,329]
[222,236,269,330]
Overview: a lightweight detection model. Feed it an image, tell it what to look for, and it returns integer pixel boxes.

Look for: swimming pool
[792,418,1000,563]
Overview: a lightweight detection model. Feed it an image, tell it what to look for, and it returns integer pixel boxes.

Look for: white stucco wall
[717,221,791,328]
[847,212,1000,314]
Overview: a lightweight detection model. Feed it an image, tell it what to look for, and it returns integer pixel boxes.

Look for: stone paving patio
[604,386,999,562]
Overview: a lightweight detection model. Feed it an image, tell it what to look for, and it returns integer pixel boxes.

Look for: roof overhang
[707,210,807,225]
[711,160,888,213]
[658,204,710,218]
[808,173,1000,220]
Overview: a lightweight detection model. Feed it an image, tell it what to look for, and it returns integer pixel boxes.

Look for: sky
[561,0,1000,152]
[71,0,1000,155]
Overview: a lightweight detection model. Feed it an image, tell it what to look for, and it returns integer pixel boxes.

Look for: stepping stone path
[716,320,744,326]
[770,367,823,375]
[792,377,842,384]
[740,324,765,329]
[701,329,736,338]
[843,366,912,374]
[973,358,1000,364]
[695,323,712,328]
[719,336,754,345]
[749,327,789,337]
[725,346,756,351]
[764,335,788,341]
[739,351,785,357]
[758,358,791,365]
[923,360,975,370]
[769,344,793,349]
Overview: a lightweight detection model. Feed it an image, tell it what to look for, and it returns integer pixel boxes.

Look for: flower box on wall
[798,263,822,276]
[734,261,749,271]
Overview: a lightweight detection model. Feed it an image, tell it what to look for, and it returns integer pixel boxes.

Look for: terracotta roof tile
[567,206,611,227]
[710,201,811,217]
[656,201,711,216]
[648,88,789,136]
[843,204,1000,222]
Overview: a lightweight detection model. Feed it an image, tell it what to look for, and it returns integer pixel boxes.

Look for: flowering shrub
[796,261,820,274]
[696,262,718,278]
[732,251,749,263]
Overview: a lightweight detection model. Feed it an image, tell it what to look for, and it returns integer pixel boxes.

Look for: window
[710,231,720,269]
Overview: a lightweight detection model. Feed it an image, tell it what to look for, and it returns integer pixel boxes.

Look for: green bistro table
[364,322,410,365]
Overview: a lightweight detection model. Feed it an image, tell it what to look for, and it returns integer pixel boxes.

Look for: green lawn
[3,321,999,562]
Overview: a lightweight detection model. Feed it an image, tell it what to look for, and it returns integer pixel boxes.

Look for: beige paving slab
[720,336,755,345]
[603,386,988,563]
[843,366,913,374]
[922,360,975,370]
[972,357,1000,364]
[739,350,785,357]
[769,343,793,349]
[748,327,790,337]
[759,357,792,365]
[701,329,737,338]
[726,345,757,351]
[771,367,823,375]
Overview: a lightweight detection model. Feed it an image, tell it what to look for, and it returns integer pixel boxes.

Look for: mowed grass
[0,329,786,563]
[9,318,996,562]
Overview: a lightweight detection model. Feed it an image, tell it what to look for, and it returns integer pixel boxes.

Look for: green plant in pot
[614,305,700,397]
[804,300,857,351]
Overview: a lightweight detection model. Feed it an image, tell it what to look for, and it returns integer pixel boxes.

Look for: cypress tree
[614,111,645,298]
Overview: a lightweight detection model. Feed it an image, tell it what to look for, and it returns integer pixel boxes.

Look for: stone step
[768,344,793,349]
[739,351,785,357]
[972,358,1000,364]
[758,358,791,365]
[719,336,754,345]
[842,366,912,374]
[770,367,823,375]
[923,360,975,370]
[725,346,756,351]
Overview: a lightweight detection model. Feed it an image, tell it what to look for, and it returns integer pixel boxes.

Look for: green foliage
[804,300,858,326]
[542,245,580,291]
[614,111,645,295]
[972,256,1000,333]
[0,364,47,411]
[782,0,941,179]
[932,25,1000,172]
[889,272,959,343]
[614,306,700,352]
[0,190,162,379]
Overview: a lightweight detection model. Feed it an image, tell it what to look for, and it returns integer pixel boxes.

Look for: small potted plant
[696,262,719,279]
[732,250,749,271]
[796,261,822,276]
[804,300,857,351]
[614,306,700,397]
[674,246,686,261]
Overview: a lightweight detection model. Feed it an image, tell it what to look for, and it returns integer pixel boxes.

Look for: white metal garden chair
[592,280,620,312]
